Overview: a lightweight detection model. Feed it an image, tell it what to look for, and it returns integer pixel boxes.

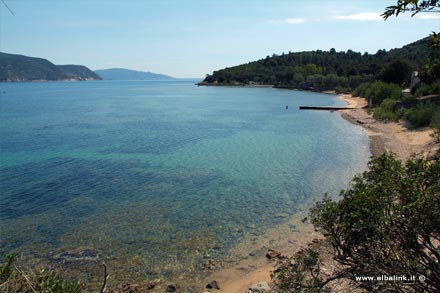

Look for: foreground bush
[0,255,84,293]
[272,248,330,293]
[272,153,440,292]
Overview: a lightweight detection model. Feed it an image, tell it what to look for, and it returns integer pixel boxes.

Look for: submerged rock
[165,284,179,292]
[203,259,219,270]
[55,248,100,263]
[118,279,162,292]
[249,281,271,292]
[274,212,289,218]
[265,249,285,260]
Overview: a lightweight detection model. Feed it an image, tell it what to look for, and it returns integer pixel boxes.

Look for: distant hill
[94,68,175,80]
[201,36,431,91]
[0,52,101,82]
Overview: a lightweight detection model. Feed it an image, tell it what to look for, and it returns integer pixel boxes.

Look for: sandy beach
[338,94,439,161]
[203,211,322,292]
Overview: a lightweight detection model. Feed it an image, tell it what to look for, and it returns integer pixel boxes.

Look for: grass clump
[0,254,84,293]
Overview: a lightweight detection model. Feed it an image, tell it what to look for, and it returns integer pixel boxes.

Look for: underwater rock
[206,280,220,290]
[145,279,162,290]
[249,281,271,292]
[117,279,163,292]
[265,249,284,260]
[165,284,179,292]
[203,259,218,270]
[55,248,100,263]
[274,212,289,218]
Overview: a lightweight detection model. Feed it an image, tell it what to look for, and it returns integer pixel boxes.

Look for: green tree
[202,36,430,90]
[382,0,440,19]
[383,2,440,83]
[272,249,331,293]
[308,153,440,292]
[381,60,412,85]
[363,81,402,105]
[292,72,305,85]
[423,32,440,82]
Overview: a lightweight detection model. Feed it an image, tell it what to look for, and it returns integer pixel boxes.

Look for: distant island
[0,52,101,82]
[200,36,430,92]
[94,68,175,80]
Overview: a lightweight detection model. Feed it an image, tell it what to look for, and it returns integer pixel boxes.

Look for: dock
[299,106,355,111]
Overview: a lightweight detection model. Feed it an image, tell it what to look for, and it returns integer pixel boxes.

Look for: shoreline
[197,81,339,93]
[199,93,368,292]
[202,210,323,292]
[202,92,438,292]
[337,94,438,161]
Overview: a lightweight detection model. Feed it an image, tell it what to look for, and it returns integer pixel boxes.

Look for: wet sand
[203,211,322,292]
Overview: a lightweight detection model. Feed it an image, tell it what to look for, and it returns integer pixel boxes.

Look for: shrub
[272,153,440,292]
[35,269,83,293]
[0,255,84,293]
[372,98,402,121]
[405,102,440,128]
[272,248,330,293]
[353,81,402,106]
[0,253,17,284]
[310,153,440,292]
[352,82,369,98]
[414,82,440,97]
[334,86,350,94]
[364,81,402,105]
[431,111,440,142]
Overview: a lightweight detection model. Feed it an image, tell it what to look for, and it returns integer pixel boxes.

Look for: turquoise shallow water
[0,80,369,286]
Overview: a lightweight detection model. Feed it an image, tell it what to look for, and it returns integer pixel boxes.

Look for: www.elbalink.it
[355,275,426,282]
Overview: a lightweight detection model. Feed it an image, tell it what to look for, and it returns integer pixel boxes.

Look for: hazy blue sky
[1,0,439,77]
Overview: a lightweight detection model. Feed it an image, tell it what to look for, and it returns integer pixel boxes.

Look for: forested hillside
[201,37,430,91]
[0,52,101,82]
[58,65,101,80]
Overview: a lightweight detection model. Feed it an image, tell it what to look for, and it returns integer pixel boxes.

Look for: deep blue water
[0,80,369,285]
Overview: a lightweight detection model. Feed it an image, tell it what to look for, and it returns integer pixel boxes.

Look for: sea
[0,80,370,288]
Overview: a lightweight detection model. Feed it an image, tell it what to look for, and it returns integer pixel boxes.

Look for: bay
[0,80,369,287]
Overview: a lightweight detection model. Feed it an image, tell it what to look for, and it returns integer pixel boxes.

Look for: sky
[1,0,439,78]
